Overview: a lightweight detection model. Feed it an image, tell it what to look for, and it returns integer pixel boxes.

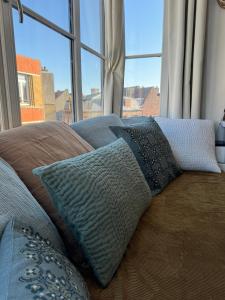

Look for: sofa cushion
[0,219,90,300]
[0,158,64,251]
[70,114,124,148]
[0,121,94,263]
[155,117,221,173]
[110,118,182,195]
[33,138,152,287]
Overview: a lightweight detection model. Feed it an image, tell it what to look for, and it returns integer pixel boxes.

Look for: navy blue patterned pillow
[110,117,182,195]
[0,219,89,300]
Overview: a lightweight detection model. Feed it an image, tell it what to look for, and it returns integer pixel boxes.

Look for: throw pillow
[0,158,64,251]
[110,117,182,195]
[0,121,94,264]
[155,117,221,173]
[0,219,90,300]
[122,116,150,126]
[70,114,124,148]
[33,138,152,287]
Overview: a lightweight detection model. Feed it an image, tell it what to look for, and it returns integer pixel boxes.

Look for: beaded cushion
[0,219,89,300]
[110,117,182,195]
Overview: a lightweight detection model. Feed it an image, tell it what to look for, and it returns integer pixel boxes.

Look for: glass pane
[81,49,103,119]
[13,9,73,125]
[125,0,164,55]
[123,58,161,118]
[21,0,70,31]
[80,0,101,53]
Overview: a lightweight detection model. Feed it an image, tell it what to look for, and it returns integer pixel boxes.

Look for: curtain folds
[103,0,125,116]
[160,0,208,119]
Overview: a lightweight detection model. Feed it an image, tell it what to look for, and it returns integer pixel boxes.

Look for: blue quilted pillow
[33,138,152,287]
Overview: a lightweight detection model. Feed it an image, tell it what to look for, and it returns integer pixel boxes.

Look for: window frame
[0,0,105,127]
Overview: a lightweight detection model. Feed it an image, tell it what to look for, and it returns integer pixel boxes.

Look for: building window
[123,0,164,118]
[18,73,32,105]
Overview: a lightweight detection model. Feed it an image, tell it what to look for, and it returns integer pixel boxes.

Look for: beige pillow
[0,121,94,264]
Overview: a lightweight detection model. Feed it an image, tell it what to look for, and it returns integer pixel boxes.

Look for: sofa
[0,115,225,300]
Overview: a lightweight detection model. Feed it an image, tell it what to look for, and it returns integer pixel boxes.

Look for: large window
[123,0,164,118]
[0,0,105,127]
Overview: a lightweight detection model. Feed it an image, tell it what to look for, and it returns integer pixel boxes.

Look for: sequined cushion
[110,117,182,195]
[0,219,89,300]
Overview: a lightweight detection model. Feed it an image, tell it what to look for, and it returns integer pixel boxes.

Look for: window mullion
[100,0,105,111]
[0,0,21,129]
[71,0,83,121]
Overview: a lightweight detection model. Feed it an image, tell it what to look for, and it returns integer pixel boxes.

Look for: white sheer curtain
[103,0,125,116]
[160,0,208,119]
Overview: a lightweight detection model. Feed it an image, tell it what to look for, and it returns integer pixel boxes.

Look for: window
[80,0,104,119]
[123,0,164,118]
[0,0,105,128]
[18,73,32,105]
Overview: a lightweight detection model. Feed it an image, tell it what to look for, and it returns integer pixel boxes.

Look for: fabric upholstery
[0,121,94,263]
[71,114,124,148]
[0,219,90,300]
[155,117,220,173]
[0,158,64,251]
[87,171,225,299]
[33,139,152,287]
[110,118,182,195]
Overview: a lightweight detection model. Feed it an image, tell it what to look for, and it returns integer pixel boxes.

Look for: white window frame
[0,0,105,128]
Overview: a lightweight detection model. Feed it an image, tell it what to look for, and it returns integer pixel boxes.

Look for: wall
[201,0,225,121]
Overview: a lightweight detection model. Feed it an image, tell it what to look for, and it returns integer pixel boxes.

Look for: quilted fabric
[0,158,64,252]
[0,219,89,300]
[33,138,152,287]
[110,118,182,195]
[155,117,221,173]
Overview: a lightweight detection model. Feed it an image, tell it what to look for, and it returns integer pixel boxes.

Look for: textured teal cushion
[33,139,152,287]
[0,218,90,300]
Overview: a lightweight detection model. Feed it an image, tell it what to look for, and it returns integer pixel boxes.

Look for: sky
[13,0,163,95]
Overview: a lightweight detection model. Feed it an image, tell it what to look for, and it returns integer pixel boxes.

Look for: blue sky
[13,0,163,95]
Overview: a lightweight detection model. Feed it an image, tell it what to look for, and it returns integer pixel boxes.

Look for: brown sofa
[87,171,225,299]
[0,121,225,299]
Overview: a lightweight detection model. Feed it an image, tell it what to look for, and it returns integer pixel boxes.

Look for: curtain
[103,0,125,116]
[160,0,208,119]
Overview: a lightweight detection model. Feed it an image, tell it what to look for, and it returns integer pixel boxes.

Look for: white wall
[201,0,225,121]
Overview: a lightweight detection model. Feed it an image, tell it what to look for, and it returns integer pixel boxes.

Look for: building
[123,86,160,117]
[55,89,73,124]
[83,88,103,119]
[17,55,45,123]
[16,55,72,124]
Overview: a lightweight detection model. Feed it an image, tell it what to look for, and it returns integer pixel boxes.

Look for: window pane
[21,0,70,31]
[81,49,103,119]
[123,58,161,118]
[125,0,164,55]
[80,0,101,53]
[13,10,73,125]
